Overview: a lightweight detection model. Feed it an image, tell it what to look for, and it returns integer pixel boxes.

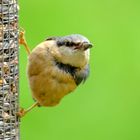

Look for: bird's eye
[65,41,71,46]
[70,42,74,46]
[65,41,69,46]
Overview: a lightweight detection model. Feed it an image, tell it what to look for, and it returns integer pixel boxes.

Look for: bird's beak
[82,42,93,50]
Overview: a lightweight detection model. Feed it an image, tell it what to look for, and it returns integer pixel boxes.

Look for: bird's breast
[29,67,77,106]
[27,47,77,106]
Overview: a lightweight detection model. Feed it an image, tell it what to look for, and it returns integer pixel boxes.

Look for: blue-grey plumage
[27,34,93,107]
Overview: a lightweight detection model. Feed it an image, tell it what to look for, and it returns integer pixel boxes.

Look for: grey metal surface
[0,0,19,139]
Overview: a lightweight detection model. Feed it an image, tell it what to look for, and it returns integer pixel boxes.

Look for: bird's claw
[19,28,26,45]
[16,108,27,118]
[18,27,31,55]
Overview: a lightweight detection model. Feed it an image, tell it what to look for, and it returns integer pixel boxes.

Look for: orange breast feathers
[27,41,77,106]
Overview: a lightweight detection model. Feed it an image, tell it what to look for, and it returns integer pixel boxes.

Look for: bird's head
[46,34,93,68]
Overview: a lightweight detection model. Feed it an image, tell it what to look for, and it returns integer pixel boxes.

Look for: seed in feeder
[0,77,7,85]
[0,121,4,126]
[3,62,10,74]
[0,79,3,85]
[2,112,11,120]
[11,83,17,93]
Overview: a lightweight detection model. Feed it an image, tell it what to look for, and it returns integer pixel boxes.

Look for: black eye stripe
[57,41,65,46]
[57,41,76,47]
[65,41,74,46]
[57,41,90,48]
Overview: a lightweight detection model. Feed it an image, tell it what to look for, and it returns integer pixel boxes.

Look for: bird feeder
[0,0,19,139]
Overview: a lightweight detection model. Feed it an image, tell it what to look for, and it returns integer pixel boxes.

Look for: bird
[17,30,93,117]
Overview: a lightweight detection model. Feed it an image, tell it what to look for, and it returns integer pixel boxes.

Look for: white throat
[57,46,90,68]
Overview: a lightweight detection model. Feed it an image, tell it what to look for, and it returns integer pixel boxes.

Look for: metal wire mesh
[0,0,19,139]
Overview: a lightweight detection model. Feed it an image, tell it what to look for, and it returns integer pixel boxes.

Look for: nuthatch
[17,31,93,117]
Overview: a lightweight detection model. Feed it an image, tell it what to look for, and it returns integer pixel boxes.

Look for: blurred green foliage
[19,0,140,140]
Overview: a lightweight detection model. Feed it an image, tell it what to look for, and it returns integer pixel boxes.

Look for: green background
[19,0,140,140]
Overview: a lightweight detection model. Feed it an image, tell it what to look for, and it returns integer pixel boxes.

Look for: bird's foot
[19,27,31,55]
[16,102,39,118]
[19,28,26,45]
[17,108,27,118]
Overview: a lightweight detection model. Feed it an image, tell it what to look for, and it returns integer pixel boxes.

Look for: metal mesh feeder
[0,0,19,139]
